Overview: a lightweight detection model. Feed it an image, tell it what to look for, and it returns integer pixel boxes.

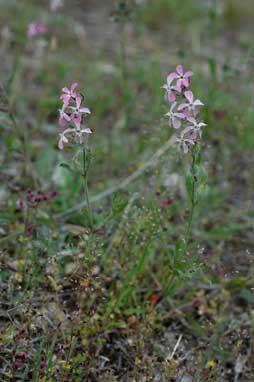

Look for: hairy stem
[82,146,93,229]
[185,149,197,251]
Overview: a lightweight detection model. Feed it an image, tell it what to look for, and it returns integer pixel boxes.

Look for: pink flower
[27,22,46,38]
[58,127,92,149]
[58,107,71,126]
[58,129,71,150]
[178,91,204,114]
[181,117,206,139]
[80,127,92,134]
[60,83,78,107]
[162,66,206,153]
[174,65,193,89]
[182,109,192,120]
[69,97,91,129]
[58,83,92,149]
[162,73,180,103]
[165,102,185,129]
[75,127,93,144]
[175,136,195,154]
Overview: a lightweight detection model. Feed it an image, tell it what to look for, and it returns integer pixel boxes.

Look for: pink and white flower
[174,65,193,89]
[165,102,185,129]
[58,107,71,126]
[60,83,78,107]
[75,127,92,144]
[58,128,73,150]
[178,91,204,114]
[162,65,206,154]
[175,136,195,154]
[69,96,91,129]
[181,117,206,139]
[57,83,92,149]
[162,73,180,103]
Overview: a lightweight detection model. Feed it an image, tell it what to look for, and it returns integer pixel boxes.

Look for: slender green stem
[82,146,93,229]
[184,149,198,252]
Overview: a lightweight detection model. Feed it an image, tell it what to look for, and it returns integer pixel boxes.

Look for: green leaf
[194,144,202,164]
[192,164,199,176]
[112,192,128,213]
[197,183,208,199]
[174,239,185,259]
[60,162,74,173]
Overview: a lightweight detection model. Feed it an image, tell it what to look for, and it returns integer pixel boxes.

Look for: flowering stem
[82,146,93,229]
[184,149,198,251]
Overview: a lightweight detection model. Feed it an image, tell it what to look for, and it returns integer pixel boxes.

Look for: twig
[168,334,183,360]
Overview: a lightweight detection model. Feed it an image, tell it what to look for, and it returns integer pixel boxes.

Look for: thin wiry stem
[184,149,198,252]
[82,146,93,229]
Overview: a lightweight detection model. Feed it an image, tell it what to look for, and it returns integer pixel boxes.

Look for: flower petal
[193,99,204,106]
[75,97,81,109]
[181,79,189,87]
[62,86,70,94]
[181,126,193,136]
[72,114,81,128]
[182,110,191,120]
[184,71,193,78]
[79,107,91,114]
[58,117,66,126]
[184,90,193,103]
[183,142,188,154]
[60,94,70,106]
[81,127,92,134]
[187,116,196,124]
[176,65,183,76]
[174,84,182,93]
[58,140,64,149]
[71,82,78,91]
[58,134,68,149]
[172,118,181,129]
[177,103,188,111]
[175,112,185,119]
[166,92,175,103]
[167,72,178,84]
[79,135,85,144]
